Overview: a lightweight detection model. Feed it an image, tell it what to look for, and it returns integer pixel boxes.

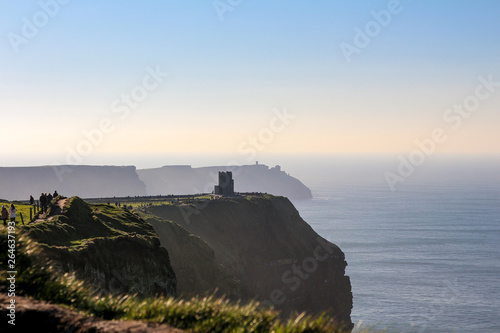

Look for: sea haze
[291,156,500,332]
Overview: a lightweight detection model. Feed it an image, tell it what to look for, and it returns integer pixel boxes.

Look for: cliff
[23,197,177,297]
[0,165,147,200]
[137,164,313,200]
[0,195,352,331]
[144,195,352,327]
[139,212,241,299]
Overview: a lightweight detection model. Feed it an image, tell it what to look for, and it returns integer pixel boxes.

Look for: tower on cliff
[214,171,235,195]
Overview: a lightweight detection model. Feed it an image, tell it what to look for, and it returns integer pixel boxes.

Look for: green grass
[0,201,33,225]
[92,194,274,211]
[121,197,214,210]
[21,197,157,248]
[0,229,352,332]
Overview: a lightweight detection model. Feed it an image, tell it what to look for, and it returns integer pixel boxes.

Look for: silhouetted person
[39,193,45,212]
[40,193,47,213]
[29,195,35,206]
[45,193,49,211]
[53,190,59,198]
[1,205,8,226]
[44,193,52,212]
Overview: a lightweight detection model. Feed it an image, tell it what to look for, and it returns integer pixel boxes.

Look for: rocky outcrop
[0,165,147,200]
[146,195,352,327]
[23,197,176,298]
[137,164,312,200]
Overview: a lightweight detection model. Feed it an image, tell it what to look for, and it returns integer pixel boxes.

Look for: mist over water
[290,156,500,332]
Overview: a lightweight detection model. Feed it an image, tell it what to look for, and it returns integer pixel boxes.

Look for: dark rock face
[48,234,177,297]
[147,196,352,327]
[143,215,241,299]
[137,164,313,200]
[24,197,177,298]
[0,165,147,200]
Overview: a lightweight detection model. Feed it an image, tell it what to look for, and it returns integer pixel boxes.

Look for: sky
[1,0,499,168]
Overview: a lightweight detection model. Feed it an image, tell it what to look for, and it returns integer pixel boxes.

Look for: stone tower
[214,171,235,195]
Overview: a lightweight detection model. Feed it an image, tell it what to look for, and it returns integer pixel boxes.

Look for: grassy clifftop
[22,196,177,297]
[26,197,158,245]
[0,195,356,332]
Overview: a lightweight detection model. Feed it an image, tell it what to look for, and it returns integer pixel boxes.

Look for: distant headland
[0,163,312,201]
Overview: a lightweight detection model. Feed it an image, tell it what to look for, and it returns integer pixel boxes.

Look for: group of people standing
[1,204,16,227]
[37,191,59,213]
[35,191,59,213]
[1,190,60,227]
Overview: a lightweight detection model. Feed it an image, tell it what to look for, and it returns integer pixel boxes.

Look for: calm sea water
[292,180,500,333]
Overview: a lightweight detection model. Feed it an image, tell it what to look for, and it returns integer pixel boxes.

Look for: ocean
[291,167,500,332]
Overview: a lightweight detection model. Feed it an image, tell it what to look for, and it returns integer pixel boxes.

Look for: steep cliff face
[0,165,147,200]
[146,195,352,327]
[137,164,313,200]
[140,213,241,299]
[23,197,176,297]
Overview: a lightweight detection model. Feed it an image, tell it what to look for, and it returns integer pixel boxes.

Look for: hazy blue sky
[1,1,499,167]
